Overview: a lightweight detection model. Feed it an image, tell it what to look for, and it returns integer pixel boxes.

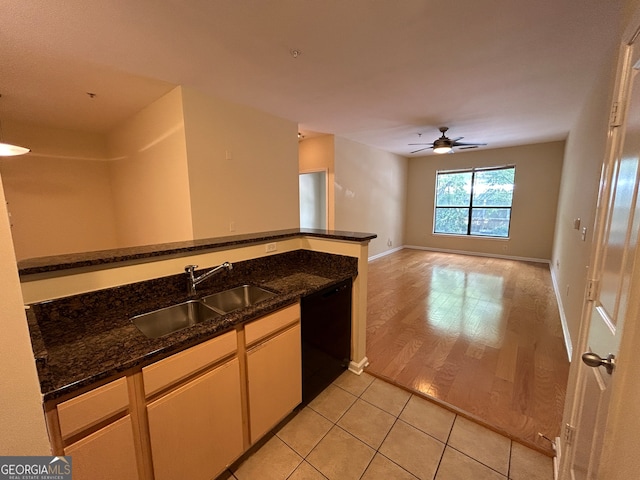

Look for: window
[434,166,515,238]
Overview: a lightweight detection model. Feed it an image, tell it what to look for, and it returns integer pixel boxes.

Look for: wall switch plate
[573,218,581,230]
[265,242,277,252]
[581,226,587,241]
[229,221,236,232]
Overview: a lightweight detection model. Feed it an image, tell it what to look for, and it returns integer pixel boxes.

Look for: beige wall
[0,176,50,454]
[4,85,300,259]
[551,58,617,347]
[1,123,118,260]
[334,137,407,258]
[405,141,565,260]
[108,86,193,247]
[556,47,618,468]
[181,87,299,238]
[299,134,335,229]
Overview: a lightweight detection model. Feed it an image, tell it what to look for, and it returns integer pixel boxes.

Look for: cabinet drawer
[143,330,237,397]
[245,304,300,347]
[57,377,129,440]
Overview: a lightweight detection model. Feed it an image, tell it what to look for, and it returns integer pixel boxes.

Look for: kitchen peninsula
[19,228,376,397]
[19,228,375,480]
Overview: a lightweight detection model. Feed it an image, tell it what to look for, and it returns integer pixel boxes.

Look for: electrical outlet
[265,242,277,252]
[229,221,235,232]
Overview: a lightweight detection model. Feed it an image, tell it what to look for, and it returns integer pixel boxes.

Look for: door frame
[558,9,640,478]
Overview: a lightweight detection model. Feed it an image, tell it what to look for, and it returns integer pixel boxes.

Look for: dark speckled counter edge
[18,228,376,277]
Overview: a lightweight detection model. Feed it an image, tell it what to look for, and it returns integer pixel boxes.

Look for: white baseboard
[368,246,404,262]
[554,435,561,480]
[404,244,551,264]
[349,357,369,375]
[550,265,573,361]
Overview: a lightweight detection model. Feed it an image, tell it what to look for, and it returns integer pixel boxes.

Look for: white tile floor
[218,372,554,480]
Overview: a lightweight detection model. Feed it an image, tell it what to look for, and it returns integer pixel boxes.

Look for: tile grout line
[508,439,513,480]
[431,412,460,480]
[337,377,400,480]
[444,444,510,479]
[356,391,418,480]
[446,415,512,478]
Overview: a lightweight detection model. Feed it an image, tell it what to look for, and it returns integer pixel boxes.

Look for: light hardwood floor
[365,249,569,455]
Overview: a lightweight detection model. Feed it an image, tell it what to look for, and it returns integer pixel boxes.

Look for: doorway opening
[299,171,327,229]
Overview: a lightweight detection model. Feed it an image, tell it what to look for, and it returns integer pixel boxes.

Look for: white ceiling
[1,0,624,156]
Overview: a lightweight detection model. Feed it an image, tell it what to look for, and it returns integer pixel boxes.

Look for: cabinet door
[64,415,139,480]
[247,324,302,443]
[147,358,243,480]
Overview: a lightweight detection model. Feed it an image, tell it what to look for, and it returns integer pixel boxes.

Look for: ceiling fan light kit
[409,126,486,155]
[433,145,453,154]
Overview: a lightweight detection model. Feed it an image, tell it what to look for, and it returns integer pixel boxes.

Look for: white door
[563,35,640,480]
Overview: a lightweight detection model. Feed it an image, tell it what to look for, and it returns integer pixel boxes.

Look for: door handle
[581,352,616,375]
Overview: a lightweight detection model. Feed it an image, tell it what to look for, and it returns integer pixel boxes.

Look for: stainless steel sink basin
[201,285,276,314]
[131,300,222,339]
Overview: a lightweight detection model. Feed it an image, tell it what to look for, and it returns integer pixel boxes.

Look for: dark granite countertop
[18,228,376,276]
[27,250,358,402]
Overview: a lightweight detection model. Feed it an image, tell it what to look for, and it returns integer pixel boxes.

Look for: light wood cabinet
[245,305,301,444]
[46,303,302,480]
[147,357,243,480]
[50,377,141,480]
[64,415,139,480]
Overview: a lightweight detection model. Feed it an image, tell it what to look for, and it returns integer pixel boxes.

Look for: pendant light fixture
[0,94,30,157]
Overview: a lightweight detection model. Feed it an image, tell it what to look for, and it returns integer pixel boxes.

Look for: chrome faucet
[185,262,233,295]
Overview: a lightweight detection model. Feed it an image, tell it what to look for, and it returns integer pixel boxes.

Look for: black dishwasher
[300,277,352,403]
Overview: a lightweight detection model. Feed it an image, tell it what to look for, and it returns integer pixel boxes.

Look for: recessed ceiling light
[289,49,302,58]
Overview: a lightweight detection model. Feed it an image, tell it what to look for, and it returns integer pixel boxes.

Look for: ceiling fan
[409,127,487,154]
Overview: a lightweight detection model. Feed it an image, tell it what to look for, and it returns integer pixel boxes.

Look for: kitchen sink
[201,285,276,314]
[131,300,222,339]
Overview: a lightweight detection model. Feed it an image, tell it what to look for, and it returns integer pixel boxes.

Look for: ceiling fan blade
[410,147,432,154]
[452,141,487,147]
[407,143,434,146]
[458,146,479,150]
[450,137,464,142]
